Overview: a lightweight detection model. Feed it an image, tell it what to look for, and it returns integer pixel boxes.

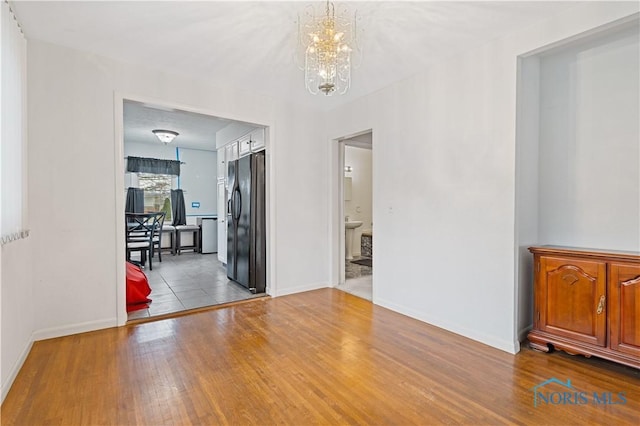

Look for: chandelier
[297,0,360,96]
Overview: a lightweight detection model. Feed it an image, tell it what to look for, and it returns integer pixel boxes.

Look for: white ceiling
[12,0,583,112]
[123,100,240,151]
[13,1,584,151]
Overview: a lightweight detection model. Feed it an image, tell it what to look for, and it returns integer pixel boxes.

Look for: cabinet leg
[529,341,551,353]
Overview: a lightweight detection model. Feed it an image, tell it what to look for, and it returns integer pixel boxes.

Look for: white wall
[178,148,218,221]
[326,2,639,354]
[344,146,372,257]
[538,24,639,251]
[514,55,541,341]
[25,39,330,340]
[1,238,33,401]
[269,101,329,295]
[125,140,177,160]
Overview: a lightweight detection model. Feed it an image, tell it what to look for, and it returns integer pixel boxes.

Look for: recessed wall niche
[515,18,640,340]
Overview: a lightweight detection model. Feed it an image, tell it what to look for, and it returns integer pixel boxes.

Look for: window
[1,3,28,245]
[137,173,173,221]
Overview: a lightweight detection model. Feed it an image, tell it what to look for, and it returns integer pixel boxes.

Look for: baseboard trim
[272,282,329,297]
[1,336,34,403]
[375,297,520,355]
[518,324,533,344]
[33,318,118,341]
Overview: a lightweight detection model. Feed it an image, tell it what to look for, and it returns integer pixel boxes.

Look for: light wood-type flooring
[2,288,639,425]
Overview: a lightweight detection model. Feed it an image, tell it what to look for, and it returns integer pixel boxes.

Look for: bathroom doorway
[338,132,372,301]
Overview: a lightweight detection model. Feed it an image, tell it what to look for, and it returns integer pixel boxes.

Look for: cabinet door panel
[250,128,265,152]
[217,148,226,180]
[238,136,251,158]
[225,141,238,162]
[539,256,607,346]
[609,263,640,357]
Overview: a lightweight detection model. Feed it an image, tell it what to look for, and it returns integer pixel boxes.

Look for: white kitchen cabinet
[217,179,227,264]
[250,128,265,152]
[217,147,226,180]
[238,134,251,158]
[225,140,238,163]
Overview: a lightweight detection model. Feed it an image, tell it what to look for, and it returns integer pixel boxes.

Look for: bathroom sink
[345,221,363,260]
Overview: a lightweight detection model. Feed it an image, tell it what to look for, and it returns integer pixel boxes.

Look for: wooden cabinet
[528,246,640,369]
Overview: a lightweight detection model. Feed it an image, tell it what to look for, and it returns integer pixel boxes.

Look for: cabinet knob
[596,295,606,315]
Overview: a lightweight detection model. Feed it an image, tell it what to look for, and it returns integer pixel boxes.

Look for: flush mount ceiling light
[152,129,179,144]
[296,0,361,96]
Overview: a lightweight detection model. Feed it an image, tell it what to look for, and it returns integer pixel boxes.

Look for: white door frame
[329,129,373,289]
[114,92,276,325]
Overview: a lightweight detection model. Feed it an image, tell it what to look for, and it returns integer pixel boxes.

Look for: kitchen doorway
[116,96,271,323]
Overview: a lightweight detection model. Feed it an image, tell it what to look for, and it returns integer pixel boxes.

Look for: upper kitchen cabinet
[250,128,265,153]
[238,128,266,158]
[225,140,239,163]
[238,134,251,158]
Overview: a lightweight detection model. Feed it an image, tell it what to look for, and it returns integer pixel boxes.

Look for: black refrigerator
[227,151,266,293]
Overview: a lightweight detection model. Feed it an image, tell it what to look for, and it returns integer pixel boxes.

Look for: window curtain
[1,2,28,245]
[171,189,186,225]
[125,188,145,213]
[126,156,181,176]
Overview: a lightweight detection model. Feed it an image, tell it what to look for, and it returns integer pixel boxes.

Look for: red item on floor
[126,261,152,312]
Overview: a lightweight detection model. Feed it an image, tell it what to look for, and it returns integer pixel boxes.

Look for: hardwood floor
[2,288,639,425]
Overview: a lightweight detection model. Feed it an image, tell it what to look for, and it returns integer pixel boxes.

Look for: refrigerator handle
[234,188,242,221]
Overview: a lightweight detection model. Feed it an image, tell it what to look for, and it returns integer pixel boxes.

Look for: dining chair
[151,211,167,262]
[125,212,165,270]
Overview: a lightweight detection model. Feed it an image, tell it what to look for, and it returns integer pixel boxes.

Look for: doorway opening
[337,131,373,301]
[116,97,271,323]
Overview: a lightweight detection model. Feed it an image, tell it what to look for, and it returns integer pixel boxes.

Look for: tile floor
[339,256,373,301]
[127,251,264,321]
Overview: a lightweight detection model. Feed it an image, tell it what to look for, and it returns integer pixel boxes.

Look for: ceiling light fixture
[297,0,361,96]
[152,129,179,144]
